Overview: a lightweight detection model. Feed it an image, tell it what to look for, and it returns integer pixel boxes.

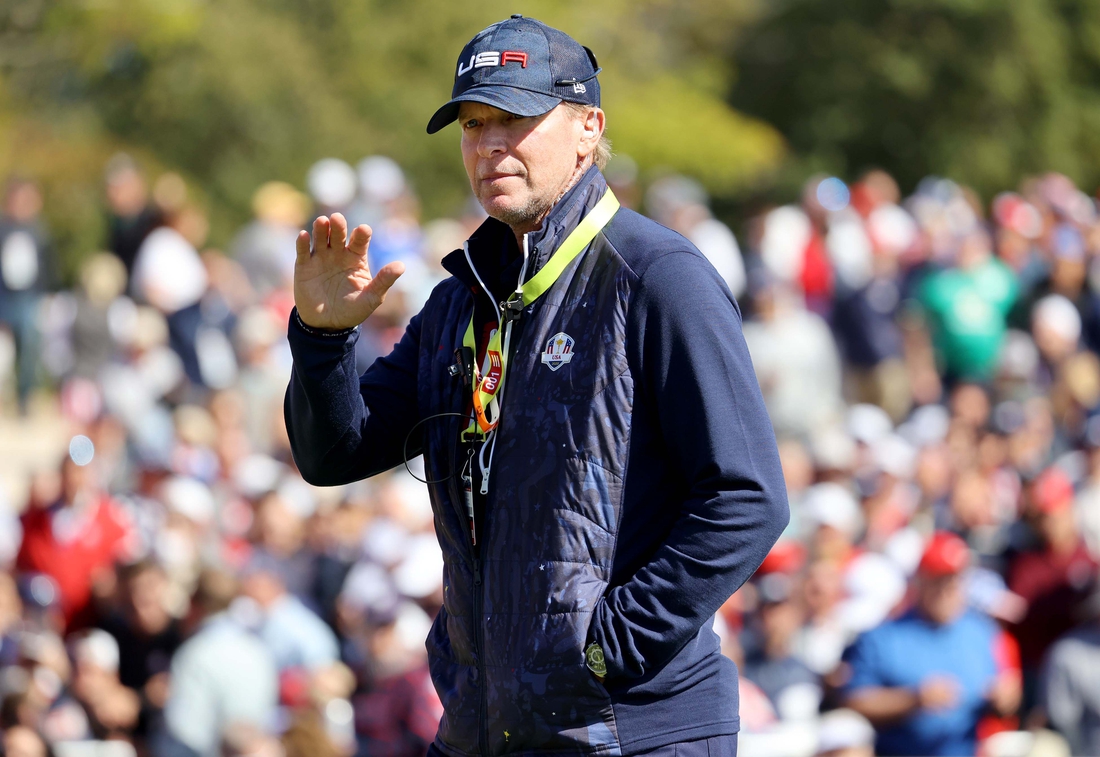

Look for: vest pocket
[484,661,619,754]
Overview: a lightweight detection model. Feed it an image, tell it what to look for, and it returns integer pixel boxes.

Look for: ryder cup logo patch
[541,332,575,372]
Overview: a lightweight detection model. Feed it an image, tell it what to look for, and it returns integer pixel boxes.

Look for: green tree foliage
[729,0,1100,198]
[0,0,782,276]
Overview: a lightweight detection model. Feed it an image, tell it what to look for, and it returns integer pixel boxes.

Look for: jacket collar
[442,165,608,300]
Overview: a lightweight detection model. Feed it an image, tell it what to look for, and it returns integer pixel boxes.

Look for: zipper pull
[473,557,482,586]
[480,467,490,495]
[462,473,477,546]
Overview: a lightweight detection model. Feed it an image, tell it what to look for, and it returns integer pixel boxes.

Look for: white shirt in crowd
[132,227,208,314]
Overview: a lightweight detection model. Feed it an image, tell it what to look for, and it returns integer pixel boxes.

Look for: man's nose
[476,123,508,159]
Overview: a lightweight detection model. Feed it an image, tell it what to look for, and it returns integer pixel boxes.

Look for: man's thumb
[369,261,406,299]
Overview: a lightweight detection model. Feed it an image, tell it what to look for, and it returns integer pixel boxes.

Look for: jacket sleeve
[284,308,423,486]
[588,251,789,679]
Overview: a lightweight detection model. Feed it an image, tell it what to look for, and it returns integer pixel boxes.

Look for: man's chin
[480,195,538,227]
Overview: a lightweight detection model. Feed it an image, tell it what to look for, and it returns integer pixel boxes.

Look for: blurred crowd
[1,152,1100,757]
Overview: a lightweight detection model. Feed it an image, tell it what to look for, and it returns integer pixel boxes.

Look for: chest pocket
[525,278,633,404]
[527,324,629,407]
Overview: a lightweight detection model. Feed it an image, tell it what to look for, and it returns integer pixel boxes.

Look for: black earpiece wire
[402,411,470,485]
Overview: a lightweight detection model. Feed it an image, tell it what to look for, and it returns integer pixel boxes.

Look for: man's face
[458,101,589,229]
[1037,506,1078,549]
[129,567,170,634]
[916,573,965,625]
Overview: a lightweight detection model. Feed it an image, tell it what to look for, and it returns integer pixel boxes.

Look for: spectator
[1075,427,1100,558]
[797,177,838,315]
[231,181,309,301]
[104,154,161,275]
[250,489,316,601]
[238,553,339,673]
[1012,222,1100,353]
[130,211,210,388]
[68,629,141,739]
[792,558,848,679]
[70,252,129,382]
[1040,582,1100,755]
[743,278,845,438]
[353,156,423,277]
[741,572,822,720]
[917,227,1018,382]
[842,532,1019,756]
[159,569,277,757]
[96,560,182,727]
[645,174,746,298]
[833,170,914,422]
[0,177,53,414]
[344,598,441,757]
[11,629,91,743]
[1008,467,1098,691]
[17,454,134,630]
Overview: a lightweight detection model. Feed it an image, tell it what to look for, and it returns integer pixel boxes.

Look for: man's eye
[463,119,480,129]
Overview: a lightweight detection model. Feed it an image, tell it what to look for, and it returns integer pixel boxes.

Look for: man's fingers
[348,224,373,257]
[295,230,311,263]
[330,213,349,251]
[312,216,329,251]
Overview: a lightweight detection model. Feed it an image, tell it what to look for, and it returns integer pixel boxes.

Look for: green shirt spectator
[919,233,1018,381]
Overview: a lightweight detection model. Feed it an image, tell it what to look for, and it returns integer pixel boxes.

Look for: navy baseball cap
[426,15,601,135]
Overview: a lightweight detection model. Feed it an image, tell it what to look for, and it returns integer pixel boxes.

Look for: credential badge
[541,332,575,372]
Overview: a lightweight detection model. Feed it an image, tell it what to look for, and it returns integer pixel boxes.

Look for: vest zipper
[473,554,487,755]
[464,233,529,755]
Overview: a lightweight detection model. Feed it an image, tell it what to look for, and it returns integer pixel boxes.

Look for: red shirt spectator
[17,457,133,629]
[353,664,443,757]
[1008,468,1098,669]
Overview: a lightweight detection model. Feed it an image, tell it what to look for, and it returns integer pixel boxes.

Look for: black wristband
[292,308,358,338]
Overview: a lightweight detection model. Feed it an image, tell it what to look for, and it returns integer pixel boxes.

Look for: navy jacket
[285,166,788,756]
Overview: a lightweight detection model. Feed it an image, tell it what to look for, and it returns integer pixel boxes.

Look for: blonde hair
[563,102,612,171]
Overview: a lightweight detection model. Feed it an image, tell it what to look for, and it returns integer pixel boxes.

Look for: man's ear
[577,107,605,159]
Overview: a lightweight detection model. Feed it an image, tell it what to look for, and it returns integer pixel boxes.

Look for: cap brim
[426,86,562,134]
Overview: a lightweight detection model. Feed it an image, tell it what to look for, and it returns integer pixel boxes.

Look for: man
[1008,466,1098,702]
[841,532,1020,756]
[0,177,53,414]
[1041,581,1100,756]
[285,16,788,756]
[97,560,182,741]
[68,629,142,739]
[17,450,134,630]
[916,227,1018,383]
[740,572,822,719]
[104,154,161,276]
[158,569,278,757]
[239,553,340,673]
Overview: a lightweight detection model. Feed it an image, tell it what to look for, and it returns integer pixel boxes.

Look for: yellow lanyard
[461,188,619,439]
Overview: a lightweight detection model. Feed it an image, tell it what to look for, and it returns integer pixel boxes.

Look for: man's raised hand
[293,212,405,331]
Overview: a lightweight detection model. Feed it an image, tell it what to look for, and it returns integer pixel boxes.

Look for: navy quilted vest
[415,197,633,755]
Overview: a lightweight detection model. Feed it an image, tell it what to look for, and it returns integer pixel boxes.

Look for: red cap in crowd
[1031,467,1075,515]
[755,540,806,577]
[918,532,970,577]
